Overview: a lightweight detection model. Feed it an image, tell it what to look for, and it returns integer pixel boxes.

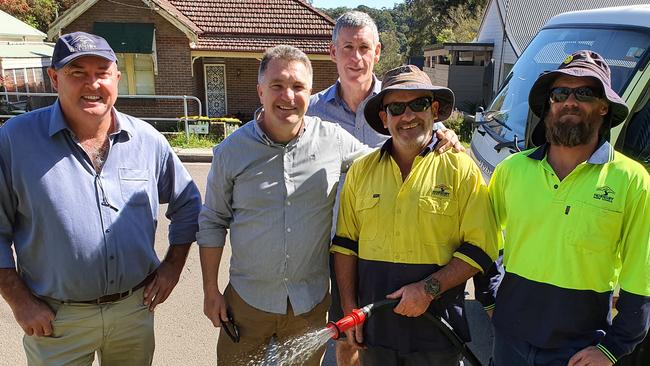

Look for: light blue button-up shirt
[308,77,387,148]
[197,113,368,315]
[0,102,201,301]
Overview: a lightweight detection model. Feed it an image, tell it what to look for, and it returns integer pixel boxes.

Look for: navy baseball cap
[52,31,117,70]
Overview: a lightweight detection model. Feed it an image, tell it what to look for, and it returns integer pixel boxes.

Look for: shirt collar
[326,75,382,105]
[48,100,132,139]
[253,107,307,146]
[379,135,440,160]
[526,139,614,164]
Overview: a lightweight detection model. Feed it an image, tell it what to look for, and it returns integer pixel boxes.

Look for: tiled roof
[169,0,334,53]
[497,0,650,54]
[197,35,331,53]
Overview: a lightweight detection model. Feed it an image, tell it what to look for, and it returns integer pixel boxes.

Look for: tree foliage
[0,0,77,33]
[320,0,487,66]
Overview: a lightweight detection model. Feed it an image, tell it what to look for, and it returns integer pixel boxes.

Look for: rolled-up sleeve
[197,145,233,248]
[0,131,15,268]
[158,144,202,245]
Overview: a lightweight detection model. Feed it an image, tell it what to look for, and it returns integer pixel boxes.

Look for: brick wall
[61,0,338,123]
[63,0,197,119]
[196,58,338,122]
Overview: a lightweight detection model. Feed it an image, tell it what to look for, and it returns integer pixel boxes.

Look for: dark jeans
[360,345,462,366]
[492,327,583,366]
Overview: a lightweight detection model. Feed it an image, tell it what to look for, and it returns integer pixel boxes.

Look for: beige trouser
[24,288,154,366]
[217,284,331,366]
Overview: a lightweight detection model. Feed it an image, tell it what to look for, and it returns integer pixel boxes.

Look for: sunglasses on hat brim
[383,96,433,116]
[549,86,603,104]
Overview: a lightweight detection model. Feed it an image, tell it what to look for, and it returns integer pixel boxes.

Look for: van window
[484,27,650,146]
[620,100,650,168]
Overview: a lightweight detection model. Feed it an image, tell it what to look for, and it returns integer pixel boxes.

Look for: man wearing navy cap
[0,32,201,365]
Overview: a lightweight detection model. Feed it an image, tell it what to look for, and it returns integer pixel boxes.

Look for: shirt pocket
[119,168,150,206]
[355,196,380,241]
[418,197,459,263]
[568,201,623,254]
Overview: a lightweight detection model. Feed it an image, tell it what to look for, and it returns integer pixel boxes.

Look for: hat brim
[364,84,455,136]
[529,68,629,146]
[53,51,117,70]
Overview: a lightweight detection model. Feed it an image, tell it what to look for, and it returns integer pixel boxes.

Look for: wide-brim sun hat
[528,50,629,146]
[364,65,455,136]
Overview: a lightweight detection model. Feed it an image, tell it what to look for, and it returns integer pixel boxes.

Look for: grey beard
[545,118,595,147]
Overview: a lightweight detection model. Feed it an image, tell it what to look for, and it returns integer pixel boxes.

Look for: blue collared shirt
[308,77,387,148]
[197,113,369,315]
[308,77,445,148]
[0,101,201,301]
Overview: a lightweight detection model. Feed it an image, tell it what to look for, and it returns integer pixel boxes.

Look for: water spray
[326,298,483,366]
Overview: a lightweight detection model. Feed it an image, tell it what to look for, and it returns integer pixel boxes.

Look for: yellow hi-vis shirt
[331,140,499,353]
[488,141,650,362]
[332,142,498,272]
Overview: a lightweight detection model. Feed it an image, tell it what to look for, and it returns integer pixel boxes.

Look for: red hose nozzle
[326,307,369,340]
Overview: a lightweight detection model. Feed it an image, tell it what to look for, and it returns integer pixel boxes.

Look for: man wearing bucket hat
[331,65,499,365]
[0,32,201,365]
[488,50,650,365]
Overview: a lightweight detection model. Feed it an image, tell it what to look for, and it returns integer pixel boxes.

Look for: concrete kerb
[174,148,213,163]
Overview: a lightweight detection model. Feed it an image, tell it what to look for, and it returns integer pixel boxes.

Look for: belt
[50,272,156,305]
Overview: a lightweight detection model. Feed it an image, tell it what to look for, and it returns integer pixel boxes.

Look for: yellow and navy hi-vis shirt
[489,141,650,363]
[332,138,499,354]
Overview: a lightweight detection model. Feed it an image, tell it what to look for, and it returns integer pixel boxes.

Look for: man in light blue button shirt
[198,45,368,365]
[0,32,201,365]
[308,11,463,366]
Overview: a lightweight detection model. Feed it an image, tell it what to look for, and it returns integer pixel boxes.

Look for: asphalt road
[0,161,493,365]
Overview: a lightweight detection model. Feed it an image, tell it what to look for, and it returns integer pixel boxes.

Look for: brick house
[47,0,338,121]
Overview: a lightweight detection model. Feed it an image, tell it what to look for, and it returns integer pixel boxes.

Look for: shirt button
[105,229,111,233]
[286,254,290,259]
[284,278,288,282]
[287,228,292,233]
[554,184,559,189]
[109,280,114,284]
[286,201,291,206]
[109,255,115,260]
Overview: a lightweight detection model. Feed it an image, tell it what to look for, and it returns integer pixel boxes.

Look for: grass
[167,132,222,149]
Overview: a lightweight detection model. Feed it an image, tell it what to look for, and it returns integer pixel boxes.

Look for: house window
[93,22,156,95]
[116,53,155,95]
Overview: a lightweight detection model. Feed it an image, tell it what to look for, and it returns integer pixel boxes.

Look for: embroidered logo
[432,184,451,198]
[68,35,97,52]
[593,186,615,203]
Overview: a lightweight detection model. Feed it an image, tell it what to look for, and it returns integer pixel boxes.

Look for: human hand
[567,346,613,366]
[340,303,365,349]
[203,291,228,328]
[435,127,465,153]
[486,308,494,318]
[386,281,433,317]
[12,294,55,337]
[143,261,183,311]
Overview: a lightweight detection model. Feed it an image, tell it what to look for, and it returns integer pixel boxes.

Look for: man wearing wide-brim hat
[488,50,650,366]
[331,65,499,366]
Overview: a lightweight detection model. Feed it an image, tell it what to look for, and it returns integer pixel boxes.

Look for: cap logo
[68,35,98,52]
[563,55,573,65]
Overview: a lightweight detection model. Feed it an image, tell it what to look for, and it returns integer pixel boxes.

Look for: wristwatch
[423,274,441,299]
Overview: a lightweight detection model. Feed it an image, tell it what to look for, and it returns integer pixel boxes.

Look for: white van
[469,5,650,182]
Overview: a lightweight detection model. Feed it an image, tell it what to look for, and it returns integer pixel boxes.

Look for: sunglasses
[383,96,433,116]
[549,86,603,104]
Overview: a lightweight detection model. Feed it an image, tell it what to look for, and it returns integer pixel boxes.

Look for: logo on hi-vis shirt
[593,186,615,203]
[432,184,451,198]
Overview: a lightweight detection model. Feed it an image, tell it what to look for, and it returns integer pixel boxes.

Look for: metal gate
[204,64,227,118]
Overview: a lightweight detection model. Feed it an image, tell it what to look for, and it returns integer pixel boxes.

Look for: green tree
[376,30,404,76]
[436,3,485,43]
[1,0,78,33]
